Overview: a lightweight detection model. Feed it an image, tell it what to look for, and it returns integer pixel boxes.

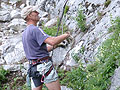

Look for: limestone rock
[40,12,50,23]
[86,0,106,5]
[3,64,21,71]
[44,17,58,27]
[10,9,21,19]
[0,35,25,64]
[0,11,11,22]
[61,86,72,90]
[8,18,26,33]
[4,41,25,64]
[110,67,120,90]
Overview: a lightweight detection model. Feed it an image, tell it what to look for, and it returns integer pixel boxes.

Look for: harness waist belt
[30,56,50,65]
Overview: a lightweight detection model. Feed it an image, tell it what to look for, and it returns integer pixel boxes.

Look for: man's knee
[45,80,61,90]
[32,85,43,90]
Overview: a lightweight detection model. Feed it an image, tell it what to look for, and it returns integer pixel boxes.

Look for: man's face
[29,11,40,22]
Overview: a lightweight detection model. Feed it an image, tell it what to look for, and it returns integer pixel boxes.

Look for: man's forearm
[53,34,69,45]
[45,33,70,46]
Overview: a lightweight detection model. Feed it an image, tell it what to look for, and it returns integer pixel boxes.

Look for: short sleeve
[32,27,50,46]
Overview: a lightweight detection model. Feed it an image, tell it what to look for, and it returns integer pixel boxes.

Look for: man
[21,6,70,90]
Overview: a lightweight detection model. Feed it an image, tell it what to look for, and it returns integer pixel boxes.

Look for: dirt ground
[1,71,26,90]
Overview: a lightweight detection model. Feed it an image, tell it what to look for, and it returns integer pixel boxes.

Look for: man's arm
[44,32,70,46]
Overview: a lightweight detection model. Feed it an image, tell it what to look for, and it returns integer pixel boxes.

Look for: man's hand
[57,36,73,48]
[66,35,73,44]
[57,40,68,48]
[56,31,73,48]
[65,31,70,38]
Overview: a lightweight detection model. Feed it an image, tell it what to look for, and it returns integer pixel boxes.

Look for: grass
[76,9,86,32]
[64,5,69,15]
[104,0,111,7]
[0,67,9,90]
[97,11,102,17]
[43,24,68,36]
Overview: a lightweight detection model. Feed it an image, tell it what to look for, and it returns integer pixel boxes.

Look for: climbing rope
[55,0,68,37]
[51,0,69,58]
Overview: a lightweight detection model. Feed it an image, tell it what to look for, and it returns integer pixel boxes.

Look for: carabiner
[41,74,45,82]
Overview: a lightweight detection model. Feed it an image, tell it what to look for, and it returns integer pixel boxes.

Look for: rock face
[0,11,11,22]
[61,86,72,90]
[44,17,58,27]
[0,0,120,89]
[110,67,120,90]
[0,34,25,65]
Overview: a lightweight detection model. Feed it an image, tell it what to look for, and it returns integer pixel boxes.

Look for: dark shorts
[30,61,58,89]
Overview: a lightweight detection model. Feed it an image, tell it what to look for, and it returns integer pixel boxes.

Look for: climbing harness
[28,56,54,83]
[29,56,50,65]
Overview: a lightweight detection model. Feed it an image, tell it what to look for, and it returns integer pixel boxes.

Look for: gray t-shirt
[22,24,50,60]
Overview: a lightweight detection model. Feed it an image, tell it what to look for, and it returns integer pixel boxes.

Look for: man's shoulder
[26,25,46,35]
[26,25,39,33]
[28,24,38,30]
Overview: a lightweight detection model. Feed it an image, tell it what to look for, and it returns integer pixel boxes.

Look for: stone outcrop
[110,67,120,90]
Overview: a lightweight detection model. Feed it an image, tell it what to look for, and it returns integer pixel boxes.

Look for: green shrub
[71,47,85,63]
[86,61,99,72]
[22,84,30,90]
[0,67,9,82]
[57,68,67,85]
[3,84,30,90]
[62,67,87,90]
[76,9,86,32]
[64,5,69,15]
[104,0,111,7]
[72,53,80,63]
[116,86,120,90]
[0,67,9,89]
[43,25,67,36]
[79,46,85,54]
[97,11,102,17]
[43,26,59,36]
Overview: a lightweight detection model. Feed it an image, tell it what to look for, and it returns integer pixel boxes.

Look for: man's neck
[27,21,37,26]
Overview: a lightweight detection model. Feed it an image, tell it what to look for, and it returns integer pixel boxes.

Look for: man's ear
[27,14,32,21]
[27,14,31,18]
[25,15,30,21]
